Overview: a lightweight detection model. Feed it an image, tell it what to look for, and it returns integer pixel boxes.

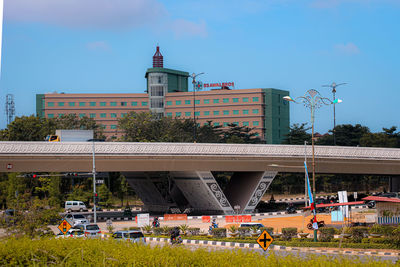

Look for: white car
[65,201,88,212]
[56,228,85,238]
[65,214,89,226]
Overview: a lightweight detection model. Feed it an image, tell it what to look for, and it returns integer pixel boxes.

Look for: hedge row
[0,238,393,266]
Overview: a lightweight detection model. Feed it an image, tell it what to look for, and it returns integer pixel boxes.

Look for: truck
[45,130,94,142]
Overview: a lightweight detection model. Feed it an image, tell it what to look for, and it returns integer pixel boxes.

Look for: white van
[65,201,87,212]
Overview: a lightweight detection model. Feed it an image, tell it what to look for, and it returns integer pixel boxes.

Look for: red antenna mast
[153,46,163,68]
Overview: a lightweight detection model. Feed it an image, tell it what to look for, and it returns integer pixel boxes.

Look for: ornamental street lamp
[322,82,346,146]
[190,72,204,142]
[283,89,342,242]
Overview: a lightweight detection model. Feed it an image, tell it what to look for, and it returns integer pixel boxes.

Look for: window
[223,98,229,103]
[100,102,106,106]
[195,100,200,104]
[243,121,249,126]
[233,110,239,115]
[233,98,239,103]
[175,100,181,105]
[121,113,127,118]
[213,122,220,126]
[223,122,229,127]
[121,102,127,106]
[110,113,117,118]
[252,109,259,114]
[58,114,64,118]
[243,97,249,102]
[213,99,219,104]
[233,122,239,126]
[110,125,117,129]
[243,110,249,115]
[194,111,200,116]
[110,102,117,106]
[89,113,96,118]
[141,101,148,106]
[48,102,54,107]
[176,112,181,117]
[166,112,172,117]
[131,101,137,106]
[223,110,229,115]
[79,102,86,107]
[48,114,54,118]
[204,122,208,126]
[100,113,106,118]
[213,111,220,115]
[166,101,172,106]
[101,125,106,129]
[58,102,64,107]
[79,113,85,118]
[89,102,96,107]
[185,112,191,117]
[253,121,259,126]
[204,99,210,104]
[255,133,259,136]
[204,111,210,116]
[68,102,75,107]
[253,97,259,102]
[185,100,191,105]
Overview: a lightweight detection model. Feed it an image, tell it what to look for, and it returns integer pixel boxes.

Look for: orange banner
[202,216,211,223]
[225,216,234,223]
[163,214,188,221]
[242,215,252,222]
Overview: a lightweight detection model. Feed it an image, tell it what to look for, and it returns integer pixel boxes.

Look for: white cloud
[171,19,207,39]
[5,0,166,30]
[4,0,208,38]
[310,0,400,9]
[334,42,360,55]
[86,41,111,51]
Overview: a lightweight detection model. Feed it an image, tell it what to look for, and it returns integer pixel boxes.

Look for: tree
[98,184,113,207]
[282,123,312,145]
[359,126,399,148]
[317,124,370,146]
[221,123,263,144]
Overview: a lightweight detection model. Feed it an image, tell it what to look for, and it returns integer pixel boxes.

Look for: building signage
[137,213,150,227]
[204,82,235,88]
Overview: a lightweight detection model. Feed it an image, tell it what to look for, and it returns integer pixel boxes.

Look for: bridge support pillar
[123,172,176,213]
[389,176,400,192]
[224,171,277,214]
[170,171,234,215]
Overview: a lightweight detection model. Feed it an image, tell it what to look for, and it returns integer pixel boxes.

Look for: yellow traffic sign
[58,219,72,235]
[256,230,274,251]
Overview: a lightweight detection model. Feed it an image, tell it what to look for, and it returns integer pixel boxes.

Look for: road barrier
[163,214,188,221]
[225,215,252,223]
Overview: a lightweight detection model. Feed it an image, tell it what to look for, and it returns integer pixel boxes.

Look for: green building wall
[145,67,189,92]
[36,94,45,118]
[263,88,290,144]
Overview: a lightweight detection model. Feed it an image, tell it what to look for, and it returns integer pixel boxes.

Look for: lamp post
[283,89,342,242]
[92,141,97,223]
[322,82,346,145]
[190,72,204,142]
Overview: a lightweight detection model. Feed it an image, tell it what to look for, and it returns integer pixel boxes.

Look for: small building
[362,196,400,224]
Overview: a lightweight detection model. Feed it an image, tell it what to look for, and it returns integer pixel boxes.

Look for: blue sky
[1,0,399,133]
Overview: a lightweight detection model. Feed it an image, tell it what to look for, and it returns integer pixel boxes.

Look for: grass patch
[0,238,394,266]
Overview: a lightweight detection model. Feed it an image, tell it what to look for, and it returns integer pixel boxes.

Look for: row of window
[166,109,259,117]
[47,113,128,119]
[166,97,259,106]
[47,101,148,107]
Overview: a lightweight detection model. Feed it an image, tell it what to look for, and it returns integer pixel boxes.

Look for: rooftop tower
[153,46,163,68]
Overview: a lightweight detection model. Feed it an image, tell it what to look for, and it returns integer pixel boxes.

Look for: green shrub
[281,228,297,241]
[128,226,140,230]
[388,226,400,249]
[238,227,250,238]
[349,226,369,243]
[319,227,336,242]
[211,228,227,238]
[188,228,200,236]
[260,227,274,234]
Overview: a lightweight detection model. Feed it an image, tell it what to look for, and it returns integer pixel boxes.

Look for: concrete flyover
[1,141,400,215]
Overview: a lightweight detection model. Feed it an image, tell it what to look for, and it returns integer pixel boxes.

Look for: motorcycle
[152,219,160,228]
[286,205,296,214]
[171,235,183,244]
[306,218,325,230]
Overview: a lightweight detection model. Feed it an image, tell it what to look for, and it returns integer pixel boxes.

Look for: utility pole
[190,72,204,142]
[92,141,97,223]
[322,82,346,145]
